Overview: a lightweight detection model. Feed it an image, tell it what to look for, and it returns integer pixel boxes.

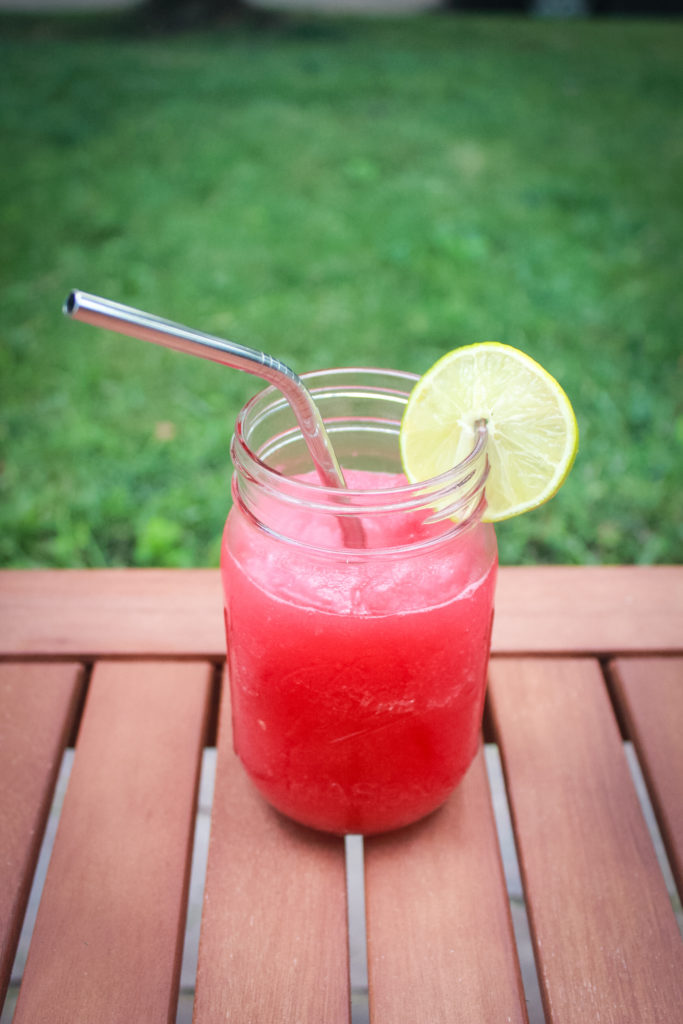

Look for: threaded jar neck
[230,368,489,555]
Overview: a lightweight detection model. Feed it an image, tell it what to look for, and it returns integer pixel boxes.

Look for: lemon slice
[400,342,578,521]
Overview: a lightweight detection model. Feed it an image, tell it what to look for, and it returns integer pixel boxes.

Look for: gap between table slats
[0,663,85,1006]
[10,660,212,1024]
[608,656,683,901]
[488,657,683,1024]
[192,665,350,1024]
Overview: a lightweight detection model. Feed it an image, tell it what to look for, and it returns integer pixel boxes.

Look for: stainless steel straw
[64,290,366,548]
[64,289,347,491]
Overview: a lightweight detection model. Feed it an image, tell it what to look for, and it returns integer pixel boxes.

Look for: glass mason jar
[221,368,497,836]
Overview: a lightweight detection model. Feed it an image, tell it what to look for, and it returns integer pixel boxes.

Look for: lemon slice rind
[399,342,578,522]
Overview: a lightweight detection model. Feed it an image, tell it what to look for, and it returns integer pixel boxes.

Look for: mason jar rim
[231,366,488,517]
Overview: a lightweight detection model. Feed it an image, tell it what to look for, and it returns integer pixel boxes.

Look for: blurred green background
[1,7,682,567]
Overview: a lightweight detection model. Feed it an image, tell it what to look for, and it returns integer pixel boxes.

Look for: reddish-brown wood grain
[610,655,683,898]
[0,662,84,1003]
[1,568,681,1022]
[11,660,212,1024]
[1,566,681,658]
[488,657,683,1024]
[365,745,528,1023]
[192,668,350,1024]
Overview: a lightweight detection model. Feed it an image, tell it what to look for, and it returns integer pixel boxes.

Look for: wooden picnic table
[0,565,681,1023]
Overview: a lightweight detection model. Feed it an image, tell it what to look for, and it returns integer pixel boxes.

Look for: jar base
[241,755,478,837]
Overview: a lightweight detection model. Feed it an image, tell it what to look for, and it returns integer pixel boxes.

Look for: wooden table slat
[364,744,528,1024]
[492,565,683,654]
[0,662,84,1004]
[488,657,683,1024]
[192,668,350,1024]
[0,569,224,659]
[609,656,683,899]
[1,566,681,659]
[12,660,212,1024]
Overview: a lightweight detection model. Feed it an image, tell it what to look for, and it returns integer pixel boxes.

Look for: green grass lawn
[1,11,681,567]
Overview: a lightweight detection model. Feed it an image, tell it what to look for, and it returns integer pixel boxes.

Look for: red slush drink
[221,370,497,835]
